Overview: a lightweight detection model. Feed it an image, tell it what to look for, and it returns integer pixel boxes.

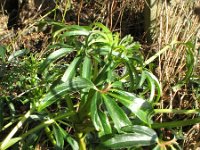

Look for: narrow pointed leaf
[144,71,162,103]
[54,124,79,150]
[126,62,135,91]
[102,94,131,131]
[108,90,154,124]
[82,56,92,80]
[121,125,158,138]
[87,32,110,46]
[0,137,21,150]
[101,133,157,149]
[61,56,82,82]
[90,92,112,136]
[98,110,112,136]
[39,48,73,73]
[53,124,64,150]
[38,77,95,111]
[145,73,156,102]
[92,22,113,43]
[61,30,90,38]
[94,61,112,84]
[64,133,79,150]
[53,24,91,38]
[90,92,101,131]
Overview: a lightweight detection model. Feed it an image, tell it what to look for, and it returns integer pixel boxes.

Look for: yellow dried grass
[152,0,200,92]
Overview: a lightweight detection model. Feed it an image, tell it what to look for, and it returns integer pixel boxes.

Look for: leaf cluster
[0,22,166,150]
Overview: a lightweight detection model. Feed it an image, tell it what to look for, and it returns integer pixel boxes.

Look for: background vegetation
[0,0,200,149]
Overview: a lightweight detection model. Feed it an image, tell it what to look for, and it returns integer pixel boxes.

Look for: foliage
[0,22,199,150]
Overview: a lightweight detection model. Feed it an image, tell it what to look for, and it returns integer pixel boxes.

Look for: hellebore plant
[0,22,169,150]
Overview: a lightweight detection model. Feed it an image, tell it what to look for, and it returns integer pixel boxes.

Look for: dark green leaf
[61,56,82,82]
[94,61,112,84]
[101,133,157,149]
[102,94,131,131]
[53,124,79,150]
[64,134,79,150]
[90,92,101,131]
[53,124,64,150]
[22,133,39,149]
[90,92,112,136]
[82,56,92,80]
[57,124,79,150]
[39,48,73,73]
[108,90,154,125]
[144,71,162,103]
[0,46,6,61]
[38,77,95,111]
[121,125,158,138]
[98,110,112,136]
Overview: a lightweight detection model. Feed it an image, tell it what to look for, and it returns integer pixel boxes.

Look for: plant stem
[144,40,181,66]
[21,119,55,138]
[0,109,33,149]
[21,111,75,139]
[154,109,200,114]
[77,133,86,150]
[0,111,75,150]
[152,117,200,129]
[45,126,56,146]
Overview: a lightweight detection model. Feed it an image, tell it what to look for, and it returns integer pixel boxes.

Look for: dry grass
[149,0,200,149]
[152,0,200,106]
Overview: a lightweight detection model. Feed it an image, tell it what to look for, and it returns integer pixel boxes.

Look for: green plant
[1,22,199,150]
[36,22,162,149]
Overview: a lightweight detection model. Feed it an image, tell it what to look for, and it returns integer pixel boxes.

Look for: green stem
[152,117,200,129]
[45,126,56,146]
[144,40,181,66]
[62,0,71,22]
[21,111,75,139]
[0,109,33,149]
[77,133,86,150]
[154,109,200,114]
[0,111,75,150]
[21,119,55,139]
